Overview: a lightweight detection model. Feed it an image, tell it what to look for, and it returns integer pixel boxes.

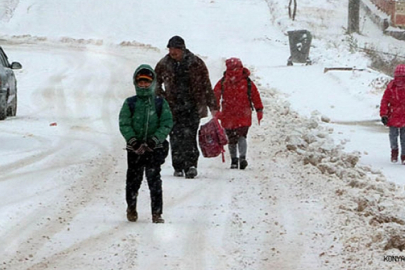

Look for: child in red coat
[380,64,405,164]
[213,58,263,169]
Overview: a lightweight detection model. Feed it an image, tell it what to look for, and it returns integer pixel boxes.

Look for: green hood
[133,64,156,97]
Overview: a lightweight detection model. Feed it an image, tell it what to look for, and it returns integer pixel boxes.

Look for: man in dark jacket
[119,64,173,223]
[155,36,218,178]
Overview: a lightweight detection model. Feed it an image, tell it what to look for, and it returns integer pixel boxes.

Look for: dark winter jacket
[154,49,218,120]
[119,65,173,149]
[213,59,263,129]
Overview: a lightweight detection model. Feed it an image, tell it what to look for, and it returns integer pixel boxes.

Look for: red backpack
[198,118,228,162]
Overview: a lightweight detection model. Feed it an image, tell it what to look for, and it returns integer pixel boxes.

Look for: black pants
[126,142,168,215]
[170,111,200,172]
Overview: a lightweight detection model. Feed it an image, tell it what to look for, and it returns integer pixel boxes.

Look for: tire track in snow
[0,42,130,269]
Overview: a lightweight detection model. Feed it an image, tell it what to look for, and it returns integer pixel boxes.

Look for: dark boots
[239,156,248,170]
[231,158,238,169]
[402,155,405,165]
[173,170,184,177]
[391,149,399,163]
[185,166,198,179]
[127,208,165,223]
[230,157,248,169]
[127,207,138,222]
[152,214,165,223]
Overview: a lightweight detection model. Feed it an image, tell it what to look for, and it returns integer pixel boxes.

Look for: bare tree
[288,0,297,21]
[348,0,360,33]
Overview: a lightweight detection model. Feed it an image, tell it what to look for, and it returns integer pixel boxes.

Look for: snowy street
[1,0,405,269]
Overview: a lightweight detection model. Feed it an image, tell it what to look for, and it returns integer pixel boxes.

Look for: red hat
[226,58,243,70]
[394,64,405,77]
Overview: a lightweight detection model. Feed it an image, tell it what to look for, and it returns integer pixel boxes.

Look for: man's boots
[185,166,197,179]
[391,149,399,163]
[401,155,405,165]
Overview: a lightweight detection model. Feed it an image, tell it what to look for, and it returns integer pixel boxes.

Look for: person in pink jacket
[213,58,263,169]
[380,64,405,164]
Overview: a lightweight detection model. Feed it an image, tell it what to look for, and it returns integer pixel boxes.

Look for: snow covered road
[0,38,336,270]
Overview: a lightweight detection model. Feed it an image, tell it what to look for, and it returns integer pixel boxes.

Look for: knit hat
[134,68,154,83]
[394,64,405,77]
[167,36,186,49]
[226,58,243,70]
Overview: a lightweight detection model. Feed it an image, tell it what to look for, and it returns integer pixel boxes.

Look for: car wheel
[0,95,7,120]
[7,95,17,116]
[12,95,17,116]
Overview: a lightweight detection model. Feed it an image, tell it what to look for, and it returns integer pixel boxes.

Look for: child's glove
[381,116,388,126]
[146,137,159,151]
[128,138,145,155]
[257,110,263,125]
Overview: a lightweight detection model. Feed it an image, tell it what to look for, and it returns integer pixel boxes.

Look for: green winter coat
[119,65,173,144]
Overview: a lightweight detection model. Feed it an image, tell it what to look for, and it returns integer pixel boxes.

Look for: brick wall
[369,0,405,27]
[394,1,405,26]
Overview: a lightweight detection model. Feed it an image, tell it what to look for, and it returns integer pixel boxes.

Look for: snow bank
[260,84,405,267]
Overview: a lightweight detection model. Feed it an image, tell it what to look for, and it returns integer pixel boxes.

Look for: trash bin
[287,30,312,66]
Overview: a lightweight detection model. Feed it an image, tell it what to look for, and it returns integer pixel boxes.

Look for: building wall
[369,0,405,27]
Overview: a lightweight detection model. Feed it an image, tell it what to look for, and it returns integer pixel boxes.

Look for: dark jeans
[389,126,405,154]
[170,111,200,172]
[126,141,168,215]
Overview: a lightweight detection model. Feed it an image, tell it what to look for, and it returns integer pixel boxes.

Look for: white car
[0,46,22,120]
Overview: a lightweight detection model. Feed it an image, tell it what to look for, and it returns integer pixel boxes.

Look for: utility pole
[348,0,360,34]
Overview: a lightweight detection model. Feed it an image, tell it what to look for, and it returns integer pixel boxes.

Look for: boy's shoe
[127,207,138,222]
[401,155,405,165]
[231,158,238,169]
[173,170,184,177]
[152,214,165,223]
[391,149,399,163]
[239,156,248,170]
[185,166,198,179]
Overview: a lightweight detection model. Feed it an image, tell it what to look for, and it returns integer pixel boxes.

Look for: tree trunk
[288,0,297,21]
[348,0,360,34]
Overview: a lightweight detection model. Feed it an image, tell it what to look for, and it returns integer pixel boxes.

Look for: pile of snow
[254,84,405,267]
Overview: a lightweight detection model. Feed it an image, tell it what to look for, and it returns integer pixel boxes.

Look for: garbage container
[287,30,312,66]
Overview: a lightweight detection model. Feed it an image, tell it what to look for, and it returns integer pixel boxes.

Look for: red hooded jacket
[213,58,263,129]
[380,65,405,127]
[380,64,405,128]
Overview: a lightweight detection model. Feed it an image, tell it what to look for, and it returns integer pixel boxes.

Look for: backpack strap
[220,75,254,111]
[127,96,137,117]
[154,96,163,117]
[127,96,163,117]
[246,77,254,111]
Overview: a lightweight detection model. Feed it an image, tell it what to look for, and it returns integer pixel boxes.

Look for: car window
[0,49,10,67]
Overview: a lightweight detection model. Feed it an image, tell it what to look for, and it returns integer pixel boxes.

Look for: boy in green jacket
[119,64,173,223]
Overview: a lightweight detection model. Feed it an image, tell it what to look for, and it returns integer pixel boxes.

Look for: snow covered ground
[1,0,405,269]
